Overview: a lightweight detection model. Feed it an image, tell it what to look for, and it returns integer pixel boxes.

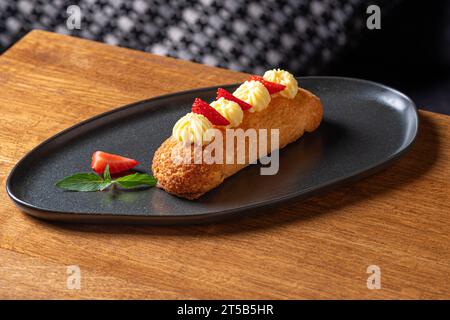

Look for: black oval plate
[6,77,418,224]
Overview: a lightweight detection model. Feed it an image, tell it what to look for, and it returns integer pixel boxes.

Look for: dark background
[0,0,448,115]
[331,0,450,114]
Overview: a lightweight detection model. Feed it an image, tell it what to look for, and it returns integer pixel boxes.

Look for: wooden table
[0,30,449,299]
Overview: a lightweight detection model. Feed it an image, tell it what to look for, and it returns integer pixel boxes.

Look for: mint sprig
[115,173,157,189]
[55,173,108,192]
[56,165,157,192]
[103,164,112,183]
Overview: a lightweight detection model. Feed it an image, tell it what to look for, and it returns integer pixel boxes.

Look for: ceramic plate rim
[5,77,419,224]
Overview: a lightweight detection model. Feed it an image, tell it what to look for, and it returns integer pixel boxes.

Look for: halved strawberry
[91,151,139,175]
[249,75,286,94]
[191,98,230,126]
[216,88,252,111]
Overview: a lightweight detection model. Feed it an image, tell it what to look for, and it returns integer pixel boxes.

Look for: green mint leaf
[103,165,111,182]
[56,173,107,192]
[99,181,112,191]
[114,173,157,189]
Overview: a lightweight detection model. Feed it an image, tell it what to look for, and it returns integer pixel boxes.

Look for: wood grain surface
[0,30,449,299]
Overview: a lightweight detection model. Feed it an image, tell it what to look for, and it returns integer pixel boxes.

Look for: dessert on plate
[152,69,323,199]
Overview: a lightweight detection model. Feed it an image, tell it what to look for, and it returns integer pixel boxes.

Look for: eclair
[152,69,323,199]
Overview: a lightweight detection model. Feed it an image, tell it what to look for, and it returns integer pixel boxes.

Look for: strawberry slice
[91,151,139,175]
[216,88,252,111]
[249,75,286,94]
[191,98,230,126]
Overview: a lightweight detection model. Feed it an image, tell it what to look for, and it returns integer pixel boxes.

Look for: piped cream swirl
[172,112,214,146]
[233,80,271,113]
[210,98,243,128]
[263,69,298,99]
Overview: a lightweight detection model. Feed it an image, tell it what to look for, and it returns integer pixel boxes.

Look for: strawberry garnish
[216,88,252,111]
[91,151,139,175]
[191,98,230,126]
[249,75,286,94]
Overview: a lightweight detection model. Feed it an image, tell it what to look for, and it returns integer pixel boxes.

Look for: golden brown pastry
[152,69,323,199]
